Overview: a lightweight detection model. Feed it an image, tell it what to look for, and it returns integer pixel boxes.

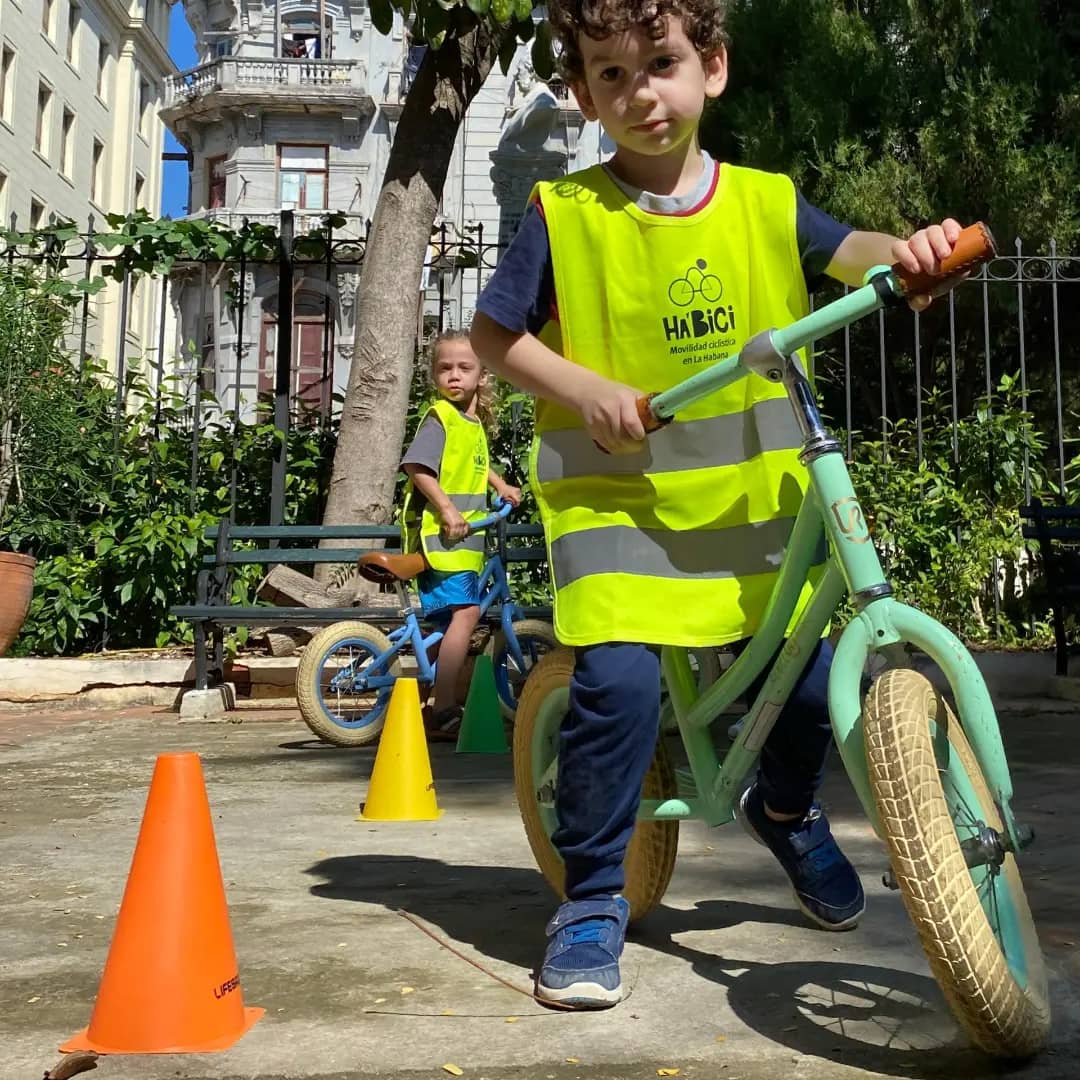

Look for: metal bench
[1020,500,1080,676]
[170,516,551,690]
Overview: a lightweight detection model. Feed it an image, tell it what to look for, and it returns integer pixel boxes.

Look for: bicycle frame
[633,262,1024,852]
[330,506,529,695]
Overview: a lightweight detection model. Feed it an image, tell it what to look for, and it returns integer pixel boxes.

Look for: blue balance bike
[296,501,557,746]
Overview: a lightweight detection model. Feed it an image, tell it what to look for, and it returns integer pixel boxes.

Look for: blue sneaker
[535,896,629,1008]
[740,784,865,931]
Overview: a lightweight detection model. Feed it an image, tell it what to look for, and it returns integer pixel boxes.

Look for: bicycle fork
[742,336,1035,867]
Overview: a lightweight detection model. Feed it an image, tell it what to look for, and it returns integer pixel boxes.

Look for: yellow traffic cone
[358,679,442,821]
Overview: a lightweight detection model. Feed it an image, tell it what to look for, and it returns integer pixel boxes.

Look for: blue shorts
[418,569,480,627]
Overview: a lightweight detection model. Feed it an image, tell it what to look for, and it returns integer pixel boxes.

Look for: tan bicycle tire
[513,648,679,921]
[296,622,403,747]
[863,668,1050,1058]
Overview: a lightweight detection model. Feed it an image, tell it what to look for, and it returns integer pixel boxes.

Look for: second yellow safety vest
[403,398,489,574]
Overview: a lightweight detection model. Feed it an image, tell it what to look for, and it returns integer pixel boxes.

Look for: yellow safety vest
[402,398,489,574]
[529,164,825,647]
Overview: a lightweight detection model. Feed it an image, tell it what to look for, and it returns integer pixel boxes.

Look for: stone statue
[508,55,537,108]
[496,81,560,156]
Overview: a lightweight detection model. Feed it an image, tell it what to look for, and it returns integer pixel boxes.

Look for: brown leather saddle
[356,551,426,586]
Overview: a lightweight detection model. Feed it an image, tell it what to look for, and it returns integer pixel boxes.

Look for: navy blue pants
[554,638,835,901]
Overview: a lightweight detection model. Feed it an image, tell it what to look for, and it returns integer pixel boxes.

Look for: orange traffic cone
[359,678,443,821]
[61,753,263,1054]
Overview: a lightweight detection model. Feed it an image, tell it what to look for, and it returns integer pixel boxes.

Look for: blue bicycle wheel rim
[493,632,553,713]
[316,638,393,733]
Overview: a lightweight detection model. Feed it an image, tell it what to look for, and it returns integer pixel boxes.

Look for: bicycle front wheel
[863,668,1049,1058]
[296,622,403,747]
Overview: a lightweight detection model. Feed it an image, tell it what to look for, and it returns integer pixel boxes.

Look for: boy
[471,0,963,1009]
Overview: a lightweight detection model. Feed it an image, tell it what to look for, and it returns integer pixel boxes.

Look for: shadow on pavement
[303,853,1023,1076]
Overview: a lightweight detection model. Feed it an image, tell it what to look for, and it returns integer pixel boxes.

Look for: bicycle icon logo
[668,259,723,307]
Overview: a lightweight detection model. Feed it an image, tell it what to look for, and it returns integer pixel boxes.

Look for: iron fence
[2,210,1076,530]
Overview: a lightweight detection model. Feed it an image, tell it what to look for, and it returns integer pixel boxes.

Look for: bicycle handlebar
[637,222,997,430]
[890,221,997,299]
[465,498,514,535]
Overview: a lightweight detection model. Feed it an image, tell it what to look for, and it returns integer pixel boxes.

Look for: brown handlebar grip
[892,222,997,298]
[636,393,669,434]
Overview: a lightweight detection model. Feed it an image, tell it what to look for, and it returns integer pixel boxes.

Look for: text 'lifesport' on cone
[61,752,263,1055]
[456,652,508,754]
[359,678,442,821]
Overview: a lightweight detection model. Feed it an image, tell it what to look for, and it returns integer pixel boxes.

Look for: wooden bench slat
[1021,526,1080,542]
[201,548,400,566]
[171,604,554,625]
[207,525,400,540]
[201,545,548,566]
[1020,505,1080,522]
[205,523,547,540]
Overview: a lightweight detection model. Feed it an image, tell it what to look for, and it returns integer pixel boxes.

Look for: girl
[400,329,522,741]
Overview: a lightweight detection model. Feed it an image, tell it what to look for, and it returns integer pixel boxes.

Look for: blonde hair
[429,328,498,434]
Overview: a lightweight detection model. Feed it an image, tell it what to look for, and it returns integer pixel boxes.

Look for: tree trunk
[320,14,503,551]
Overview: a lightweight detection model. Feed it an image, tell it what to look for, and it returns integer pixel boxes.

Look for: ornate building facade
[161,0,606,419]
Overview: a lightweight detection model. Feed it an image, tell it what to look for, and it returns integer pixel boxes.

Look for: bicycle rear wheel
[487,618,559,720]
[513,648,678,921]
[863,668,1049,1058]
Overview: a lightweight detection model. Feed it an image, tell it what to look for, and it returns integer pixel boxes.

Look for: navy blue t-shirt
[477,159,852,336]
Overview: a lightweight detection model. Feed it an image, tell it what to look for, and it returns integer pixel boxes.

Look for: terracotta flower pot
[0,551,36,656]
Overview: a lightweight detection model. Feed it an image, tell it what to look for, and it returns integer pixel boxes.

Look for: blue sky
[161,6,198,217]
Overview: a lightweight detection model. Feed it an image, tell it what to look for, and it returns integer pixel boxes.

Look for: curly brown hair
[548,0,728,83]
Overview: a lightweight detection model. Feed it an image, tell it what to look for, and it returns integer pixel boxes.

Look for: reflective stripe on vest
[530,164,821,647]
[402,399,489,574]
[535,397,801,484]
[549,518,828,588]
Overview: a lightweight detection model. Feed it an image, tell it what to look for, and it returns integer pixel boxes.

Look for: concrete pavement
[2,697,1079,1080]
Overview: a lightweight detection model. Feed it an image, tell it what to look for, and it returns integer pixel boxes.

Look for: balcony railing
[165,57,367,108]
[184,208,368,241]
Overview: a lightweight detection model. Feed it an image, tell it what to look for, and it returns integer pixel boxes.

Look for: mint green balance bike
[514,224,1049,1059]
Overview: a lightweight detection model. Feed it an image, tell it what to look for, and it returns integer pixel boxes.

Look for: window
[35,82,52,156]
[138,76,151,135]
[277,144,327,210]
[91,138,104,204]
[67,3,79,65]
[30,198,46,229]
[133,172,144,210]
[60,106,74,175]
[97,39,108,101]
[1,46,14,125]
[42,0,55,37]
[206,155,226,209]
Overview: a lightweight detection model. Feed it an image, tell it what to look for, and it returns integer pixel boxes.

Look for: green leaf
[513,0,533,21]
[210,451,225,471]
[120,581,134,606]
[491,0,512,27]
[465,0,490,13]
[370,0,394,35]
[531,20,554,80]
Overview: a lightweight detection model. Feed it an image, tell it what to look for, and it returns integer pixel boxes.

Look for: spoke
[946,784,983,831]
